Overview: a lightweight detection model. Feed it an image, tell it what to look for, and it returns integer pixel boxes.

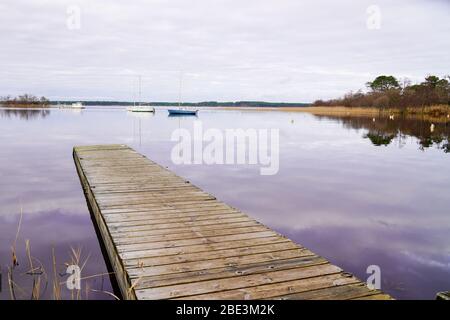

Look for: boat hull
[167,109,198,115]
[127,107,155,113]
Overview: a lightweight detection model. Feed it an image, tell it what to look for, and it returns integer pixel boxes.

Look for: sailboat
[128,106,155,112]
[127,75,155,113]
[168,109,198,115]
[168,72,198,116]
[71,102,85,109]
[57,102,85,109]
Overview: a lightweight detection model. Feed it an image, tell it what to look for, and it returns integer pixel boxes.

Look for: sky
[0,0,449,102]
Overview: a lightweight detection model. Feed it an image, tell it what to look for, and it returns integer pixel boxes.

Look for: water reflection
[0,108,51,120]
[314,115,450,153]
[365,132,396,146]
[0,108,449,300]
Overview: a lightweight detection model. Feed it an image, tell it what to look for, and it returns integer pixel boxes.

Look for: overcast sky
[0,0,449,102]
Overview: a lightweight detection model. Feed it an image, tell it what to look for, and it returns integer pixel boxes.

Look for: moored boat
[127,106,155,113]
[58,102,85,109]
[168,109,198,115]
[71,102,85,109]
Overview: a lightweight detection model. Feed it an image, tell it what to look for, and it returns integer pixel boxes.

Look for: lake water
[0,107,449,300]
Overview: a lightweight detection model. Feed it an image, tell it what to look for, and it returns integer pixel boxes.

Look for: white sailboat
[71,102,85,109]
[58,102,85,109]
[127,75,155,113]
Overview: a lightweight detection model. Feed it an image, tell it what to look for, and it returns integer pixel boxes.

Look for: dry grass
[0,103,50,109]
[52,247,61,300]
[221,105,450,122]
[11,206,23,268]
[7,207,119,300]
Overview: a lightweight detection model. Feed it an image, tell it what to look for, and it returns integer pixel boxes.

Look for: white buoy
[372,118,376,122]
[389,115,394,120]
[430,123,435,133]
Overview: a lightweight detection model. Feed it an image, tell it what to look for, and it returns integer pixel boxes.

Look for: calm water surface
[0,107,449,299]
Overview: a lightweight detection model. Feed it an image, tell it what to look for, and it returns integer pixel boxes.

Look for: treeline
[1,94,50,107]
[49,100,310,107]
[314,75,450,109]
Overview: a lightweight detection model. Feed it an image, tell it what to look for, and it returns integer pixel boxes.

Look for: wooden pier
[73,144,391,300]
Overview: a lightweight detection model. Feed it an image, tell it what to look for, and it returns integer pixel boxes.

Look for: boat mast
[178,71,182,109]
[138,75,142,107]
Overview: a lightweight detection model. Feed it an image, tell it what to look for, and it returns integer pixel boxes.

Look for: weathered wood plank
[272,283,382,300]
[181,273,362,300]
[134,256,328,290]
[120,242,301,267]
[113,226,273,245]
[113,222,259,237]
[106,211,245,225]
[135,264,343,299]
[118,236,291,259]
[127,249,315,279]
[103,208,242,223]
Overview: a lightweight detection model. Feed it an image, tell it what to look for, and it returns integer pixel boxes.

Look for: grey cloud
[0,0,449,102]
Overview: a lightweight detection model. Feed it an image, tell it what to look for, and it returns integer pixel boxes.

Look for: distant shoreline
[47,101,312,108]
[224,105,450,122]
[2,102,449,121]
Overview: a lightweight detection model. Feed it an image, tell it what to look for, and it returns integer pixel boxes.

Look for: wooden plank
[103,208,242,223]
[353,293,393,300]
[120,242,301,267]
[118,236,291,259]
[135,264,343,299]
[102,202,232,214]
[114,231,276,248]
[182,272,361,300]
[108,216,255,233]
[111,222,256,237]
[272,283,382,300]
[127,249,315,279]
[105,211,246,226]
[73,144,392,300]
[135,256,328,290]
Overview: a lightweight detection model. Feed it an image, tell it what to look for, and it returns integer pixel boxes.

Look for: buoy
[430,123,435,133]
[372,118,376,122]
[389,115,394,120]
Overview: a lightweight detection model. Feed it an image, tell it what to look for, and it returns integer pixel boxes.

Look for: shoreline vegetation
[2,74,449,119]
[313,75,450,110]
[225,74,450,121]
[237,105,450,122]
[307,74,450,120]
[1,94,50,108]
